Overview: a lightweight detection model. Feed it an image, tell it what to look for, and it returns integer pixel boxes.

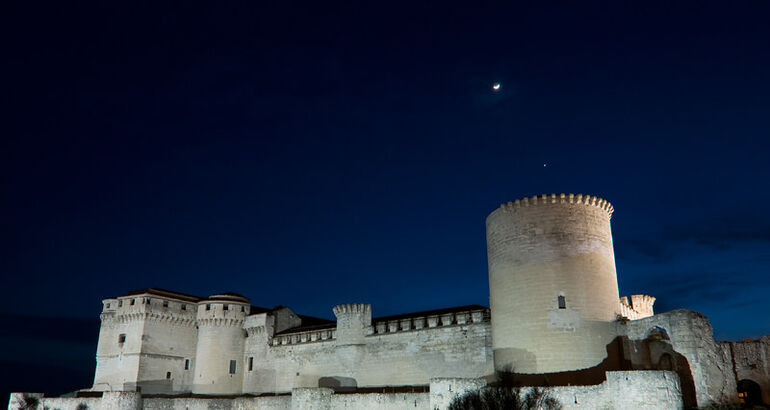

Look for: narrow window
[163,300,169,308]
[145,297,150,304]
[181,304,187,311]
[206,304,211,311]
[558,295,566,309]
[166,371,171,379]
[184,359,190,370]
[106,303,111,309]
[130,299,135,306]
[248,357,254,371]
[241,306,246,312]
[223,304,229,311]
[118,334,126,344]
[229,360,237,374]
[118,300,123,307]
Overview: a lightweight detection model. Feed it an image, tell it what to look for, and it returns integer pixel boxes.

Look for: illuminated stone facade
[11,193,769,409]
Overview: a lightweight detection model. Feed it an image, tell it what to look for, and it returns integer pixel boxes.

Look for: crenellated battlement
[197,317,245,327]
[270,307,492,346]
[371,307,489,336]
[271,327,337,346]
[246,325,267,337]
[619,294,656,320]
[111,311,197,326]
[498,193,614,218]
[195,295,250,322]
[333,303,371,316]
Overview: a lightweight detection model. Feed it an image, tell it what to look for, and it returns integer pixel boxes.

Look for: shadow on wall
[504,334,697,409]
[318,376,357,393]
[131,380,174,395]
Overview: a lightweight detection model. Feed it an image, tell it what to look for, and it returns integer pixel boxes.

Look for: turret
[333,304,372,345]
[486,193,620,373]
[192,293,250,394]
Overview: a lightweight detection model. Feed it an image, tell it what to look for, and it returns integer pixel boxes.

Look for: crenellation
[495,193,613,218]
[274,328,336,346]
[332,303,371,316]
[370,308,489,336]
[619,294,656,320]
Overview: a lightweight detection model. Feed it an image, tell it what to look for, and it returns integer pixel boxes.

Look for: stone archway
[657,353,673,371]
[737,379,762,406]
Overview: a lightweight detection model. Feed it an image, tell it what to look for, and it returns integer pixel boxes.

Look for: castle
[11,194,769,410]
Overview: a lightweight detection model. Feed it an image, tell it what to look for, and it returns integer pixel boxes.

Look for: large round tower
[486,193,620,374]
[192,293,250,394]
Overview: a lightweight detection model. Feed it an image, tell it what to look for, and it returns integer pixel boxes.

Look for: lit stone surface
[486,194,620,373]
[12,193,770,409]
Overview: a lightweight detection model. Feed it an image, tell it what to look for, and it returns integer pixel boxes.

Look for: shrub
[448,386,561,410]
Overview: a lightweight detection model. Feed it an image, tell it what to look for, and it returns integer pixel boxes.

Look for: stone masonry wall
[245,318,492,393]
[619,309,736,407]
[10,371,681,410]
[722,336,770,404]
[486,194,621,373]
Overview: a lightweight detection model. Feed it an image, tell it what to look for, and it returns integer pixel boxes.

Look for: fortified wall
[9,193,770,409]
[92,288,493,395]
[10,371,684,410]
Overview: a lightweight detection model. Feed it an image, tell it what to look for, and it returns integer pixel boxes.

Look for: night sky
[2,1,769,400]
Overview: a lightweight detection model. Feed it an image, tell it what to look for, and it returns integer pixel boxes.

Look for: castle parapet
[500,193,614,218]
[371,307,489,336]
[619,294,656,320]
[105,292,199,326]
[271,327,336,346]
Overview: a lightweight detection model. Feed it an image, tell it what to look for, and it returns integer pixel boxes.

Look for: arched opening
[657,353,673,371]
[737,379,762,406]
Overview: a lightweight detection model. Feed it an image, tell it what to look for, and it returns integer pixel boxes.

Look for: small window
[181,304,187,311]
[223,304,229,311]
[163,300,169,308]
[558,295,566,309]
[166,371,171,379]
[106,303,111,309]
[184,359,190,370]
[229,360,237,374]
[206,304,211,311]
[118,300,123,307]
[241,306,246,312]
[145,297,150,304]
[118,334,126,344]
[130,299,135,306]
[248,357,253,371]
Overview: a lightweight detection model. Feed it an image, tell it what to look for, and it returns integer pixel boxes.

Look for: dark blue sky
[1,1,769,398]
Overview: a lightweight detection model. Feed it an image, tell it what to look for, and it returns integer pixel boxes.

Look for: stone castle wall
[245,306,493,393]
[721,336,770,404]
[9,371,682,410]
[20,193,770,408]
[94,294,199,393]
[618,309,738,407]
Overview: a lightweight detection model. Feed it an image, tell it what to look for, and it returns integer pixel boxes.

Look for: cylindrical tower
[486,193,620,374]
[192,293,250,394]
